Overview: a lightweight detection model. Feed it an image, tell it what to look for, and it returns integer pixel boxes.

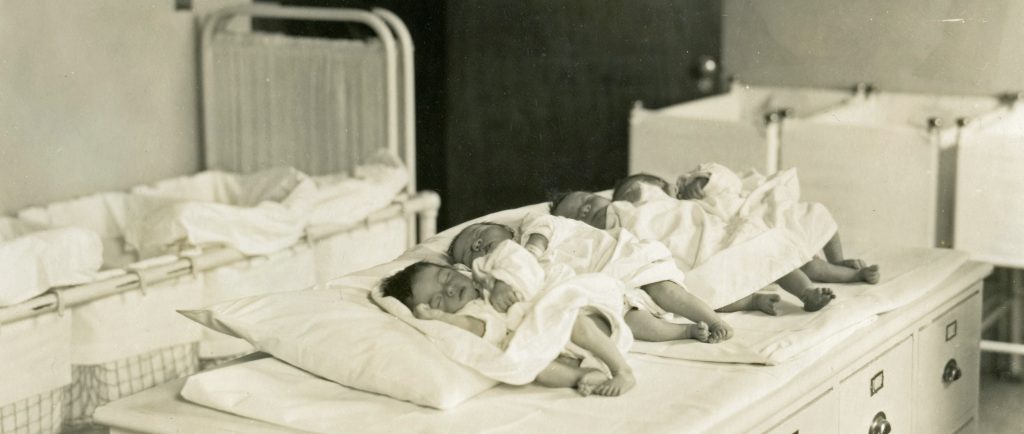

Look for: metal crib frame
[0,192,439,327]
[201,4,417,193]
[0,4,439,328]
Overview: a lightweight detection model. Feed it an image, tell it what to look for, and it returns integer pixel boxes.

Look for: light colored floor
[981,369,1024,433]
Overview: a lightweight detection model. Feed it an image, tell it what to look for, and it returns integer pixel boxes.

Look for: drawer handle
[943,358,963,384]
[869,411,892,434]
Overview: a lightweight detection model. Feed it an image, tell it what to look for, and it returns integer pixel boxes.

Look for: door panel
[445,1,722,225]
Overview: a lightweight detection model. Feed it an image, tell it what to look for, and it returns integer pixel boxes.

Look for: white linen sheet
[178,330,857,434]
[632,246,968,364]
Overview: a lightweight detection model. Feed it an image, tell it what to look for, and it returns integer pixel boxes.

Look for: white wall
[0,0,242,214]
[723,0,1024,96]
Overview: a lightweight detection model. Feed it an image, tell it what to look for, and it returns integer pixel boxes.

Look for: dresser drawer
[916,291,981,434]
[763,388,837,434]
[838,337,913,434]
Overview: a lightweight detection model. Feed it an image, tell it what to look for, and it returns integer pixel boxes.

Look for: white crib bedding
[0,217,103,306]
[124,161,407,257]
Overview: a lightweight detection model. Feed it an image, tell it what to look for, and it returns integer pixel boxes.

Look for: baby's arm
[490,279,524,313]
[474,240,545,309]
[524,233,549,258]
[413,305,485,337]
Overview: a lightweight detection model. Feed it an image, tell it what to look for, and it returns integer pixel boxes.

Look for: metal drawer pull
[869,411,892,434]
[943,358,962,384]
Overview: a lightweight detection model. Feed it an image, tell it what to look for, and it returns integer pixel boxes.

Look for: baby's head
[550,191,612,229]
[380,261,481,314]
[448,222,516,267]
[612,173,677,202]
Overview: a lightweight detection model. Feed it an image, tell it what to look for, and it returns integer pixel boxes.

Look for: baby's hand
[490,281,524,313]
[413,304,446,321]
[679,176,709,200]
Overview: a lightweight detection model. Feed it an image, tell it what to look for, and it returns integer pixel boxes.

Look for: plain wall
[0,0,242,214]
[723,0,1024,95]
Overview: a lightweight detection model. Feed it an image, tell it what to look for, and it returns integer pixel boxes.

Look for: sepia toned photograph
[2,1,1022,432]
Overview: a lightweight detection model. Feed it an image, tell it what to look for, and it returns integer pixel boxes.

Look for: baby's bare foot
[858,265,880,284]
[753,293,781,316]
[837,258,867,269]
[593,370,636,397]
[706,321,734,343]
[576,369,610,397]
[688,321,710,342]
[799,287,835,312]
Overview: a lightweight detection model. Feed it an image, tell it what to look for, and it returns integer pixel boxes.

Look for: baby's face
[552,192,611,229]
[450,223,515,267]
[409,264,479,313]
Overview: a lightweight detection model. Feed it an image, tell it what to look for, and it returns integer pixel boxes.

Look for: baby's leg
[624,309,710,342]
[640,281,733,343]
[534,356,608,396]
[802,258,880,284]
[819,233,880,283]
[716,293,781,316]
[571,313,635,397]
[776,269,835,312]
[822,232,845,264]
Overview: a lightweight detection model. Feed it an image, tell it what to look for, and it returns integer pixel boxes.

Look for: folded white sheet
[0,217,103,306]
[632,246,969,364]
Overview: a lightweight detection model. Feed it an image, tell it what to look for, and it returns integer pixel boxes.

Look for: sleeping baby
[380,260,637,397]
[613,164,880,286]
[552,186,842,313]
[448,213,748,344]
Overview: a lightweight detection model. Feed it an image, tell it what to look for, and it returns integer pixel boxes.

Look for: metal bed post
[763,110,783,175]
[371,8,423,246]
[373,8,416,195]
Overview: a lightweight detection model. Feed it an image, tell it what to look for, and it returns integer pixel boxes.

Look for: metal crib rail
[0,191,440,327]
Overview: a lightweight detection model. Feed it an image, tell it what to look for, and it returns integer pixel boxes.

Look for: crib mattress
[94,256,986,434]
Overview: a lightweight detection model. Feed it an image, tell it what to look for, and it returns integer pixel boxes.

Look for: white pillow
[179,288,497,410]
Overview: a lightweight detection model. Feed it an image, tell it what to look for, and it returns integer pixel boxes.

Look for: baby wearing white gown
[450,213,730,344]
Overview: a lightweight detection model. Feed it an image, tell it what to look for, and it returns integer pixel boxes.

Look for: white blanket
[374,272,633,385]
[609,168,836,309]
[123,158,407,256]
[0,218,102,306]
